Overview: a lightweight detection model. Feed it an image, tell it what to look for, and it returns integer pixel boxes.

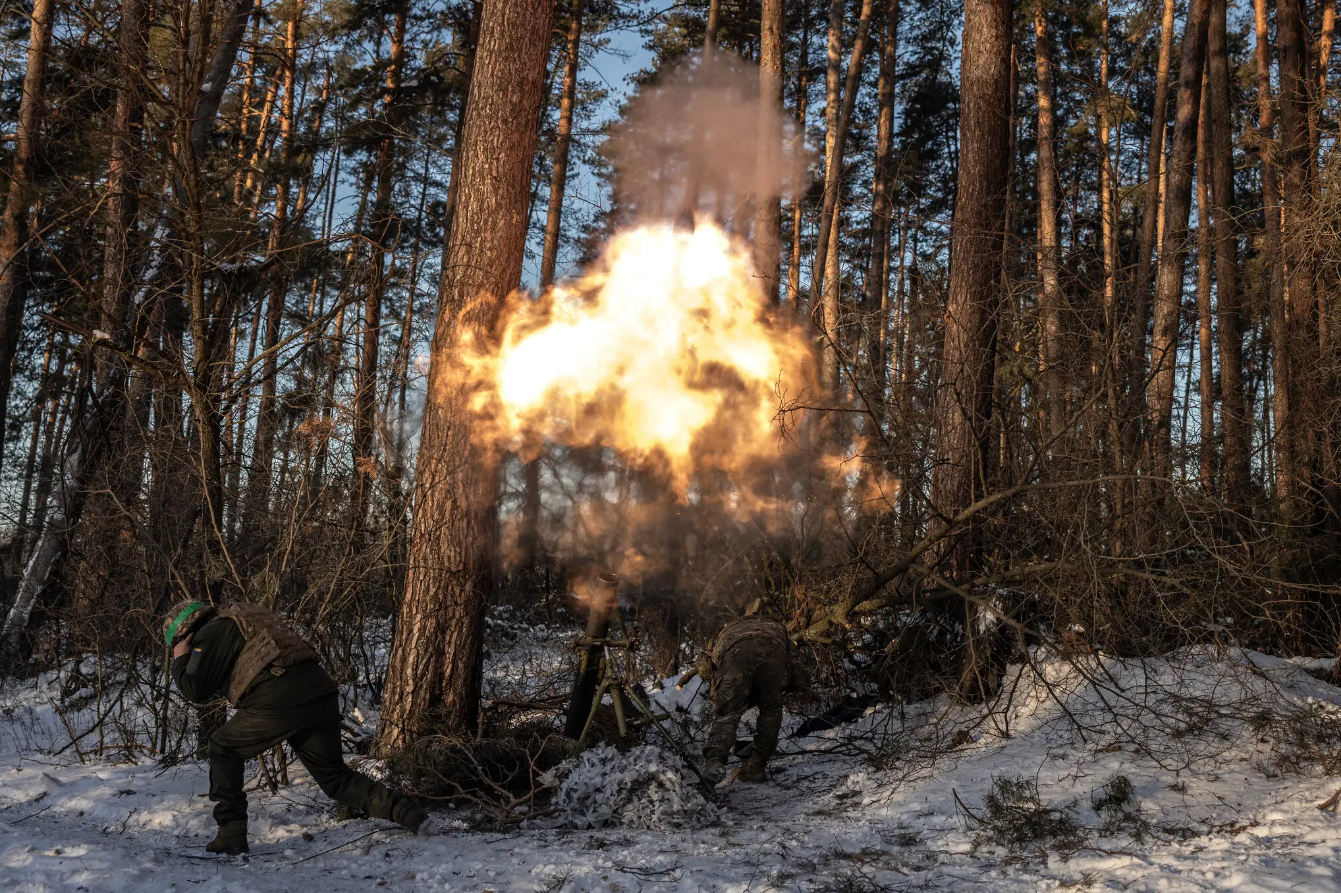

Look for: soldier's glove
[694,651,715,683]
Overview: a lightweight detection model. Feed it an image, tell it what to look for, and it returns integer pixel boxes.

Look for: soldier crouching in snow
[164,600,427,854]
[697,601,804,785]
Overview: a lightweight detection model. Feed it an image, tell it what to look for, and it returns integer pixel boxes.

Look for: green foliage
[969,775,1085,856]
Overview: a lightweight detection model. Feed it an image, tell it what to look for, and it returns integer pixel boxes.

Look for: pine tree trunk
[705,0,722,54]
[16,327,56,557]
[1312,0,1335,172]
[1146,0,1210,487]
[245,7,303,534]
[930,0,1014,698]
[0,0,56,470]
[811,0,876,389]
[1253,0,1290,506]
[1196,84,1216,491]
[1130,0,1178,412]
[1099,0,1117,340]
[354,1,408,524]
[1034,0,1064,441]
[442,2,483,248]
[378,0,555,749]
[539,0,584,289]
[1278,0,1319,522]
[868,0,900,383]
[787,2,812,310]
[753,0,785,302]
[1207,0,1249,503]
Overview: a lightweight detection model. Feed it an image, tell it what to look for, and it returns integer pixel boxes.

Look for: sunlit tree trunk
[811,0,876,388]
[1034,0,1064,441]
[1130,0,1178,413]
[787,2,812,310]
[753,0,785,302]
[1311,0,1336,171]
[868,0,900,383]
[1146,0,1210,487]
[245,5,304,533]
[378,0,555,748]
[929,0,1014,698]
[1253,0,1290,505]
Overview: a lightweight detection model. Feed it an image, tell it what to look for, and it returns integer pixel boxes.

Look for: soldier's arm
[170,618,243,704]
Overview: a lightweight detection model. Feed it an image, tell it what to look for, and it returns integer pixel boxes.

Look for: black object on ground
[789,694,879,738]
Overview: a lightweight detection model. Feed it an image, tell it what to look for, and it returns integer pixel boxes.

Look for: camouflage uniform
[701,615,795,782]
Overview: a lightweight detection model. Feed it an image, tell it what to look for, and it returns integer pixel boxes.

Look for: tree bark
[539,0,585,290]
[868,0,900,383]
[378,0,555,749]
[1312,0,1336,172]
[1207,0,1249,503]
[245,4,304,534]
[354,0,409,524]
[753,0,785,302]
[442,2,483,250]
[1253,0,1290,506]
[1146,0,1210,486]
[1099,0,1117,337]
[1196,83,1215,491]
[933,0,1014,701]
[0,0,56,471]
[1130,0,1178,411]
[811,0,876,387]
[787,1,812,310]
[1034,0,1064,440]
[1278,0,1319,521]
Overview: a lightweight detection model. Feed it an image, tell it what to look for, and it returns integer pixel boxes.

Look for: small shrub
[969,775,1084,856]
[1090,775,1151,841]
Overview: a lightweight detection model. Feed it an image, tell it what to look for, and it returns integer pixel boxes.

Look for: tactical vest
[711,615,790,666]
[218,603,321,705]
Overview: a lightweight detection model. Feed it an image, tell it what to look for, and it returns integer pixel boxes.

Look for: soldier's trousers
[208,693,403,826]
[704,637,787,766]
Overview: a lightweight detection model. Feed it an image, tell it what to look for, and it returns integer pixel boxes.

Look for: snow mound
[543,744,718,830]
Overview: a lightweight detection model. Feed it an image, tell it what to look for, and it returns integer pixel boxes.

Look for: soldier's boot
[391,798,429,834]
[734,752,769,784]
[702,754,727,785]
[205,821,249,855]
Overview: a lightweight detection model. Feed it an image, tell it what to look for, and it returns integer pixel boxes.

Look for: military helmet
[163,600,212,646]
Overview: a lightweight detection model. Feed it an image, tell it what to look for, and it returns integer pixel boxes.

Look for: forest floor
[4,624,1341,891]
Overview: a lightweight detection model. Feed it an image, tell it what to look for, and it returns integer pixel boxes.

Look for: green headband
[164,602,206,646]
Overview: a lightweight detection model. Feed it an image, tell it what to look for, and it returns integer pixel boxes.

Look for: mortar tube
[563,572,619,739]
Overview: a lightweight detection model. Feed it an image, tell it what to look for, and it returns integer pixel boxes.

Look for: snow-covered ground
[5,643,1341,891]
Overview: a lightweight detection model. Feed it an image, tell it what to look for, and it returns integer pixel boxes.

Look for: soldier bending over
[698,603,802,784]
[164,600,426,854]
